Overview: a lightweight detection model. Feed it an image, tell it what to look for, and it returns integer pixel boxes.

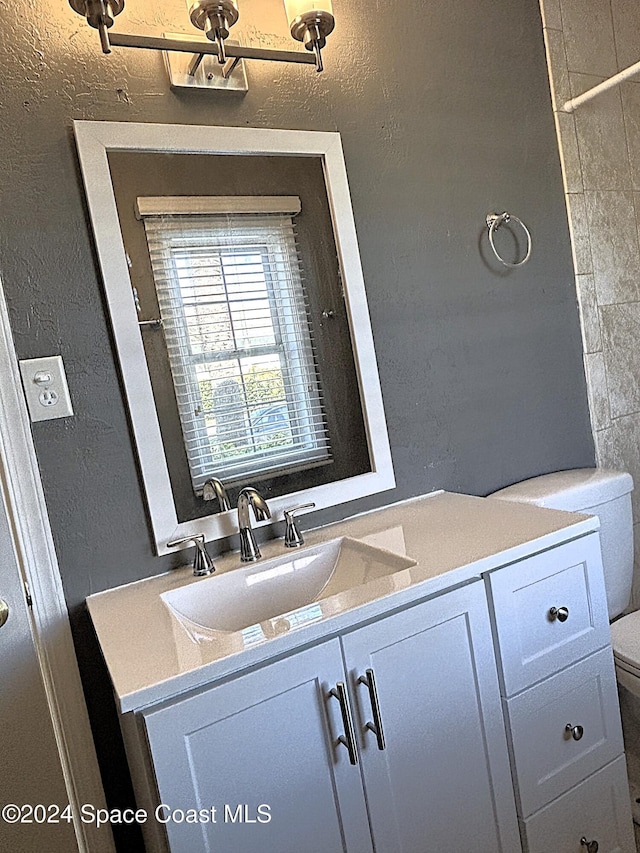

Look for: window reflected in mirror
[108,151,372,522]
[139,200,330,490]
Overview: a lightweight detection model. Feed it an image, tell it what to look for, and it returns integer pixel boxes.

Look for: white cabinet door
[341,581,521,853]
[143,638,372,853]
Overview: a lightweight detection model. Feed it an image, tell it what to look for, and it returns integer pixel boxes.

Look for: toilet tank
[490,469,634,620]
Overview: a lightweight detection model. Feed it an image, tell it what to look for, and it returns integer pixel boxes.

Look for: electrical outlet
[19,356,74,422]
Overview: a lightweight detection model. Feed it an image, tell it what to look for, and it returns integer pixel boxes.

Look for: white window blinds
[139,201,331,492]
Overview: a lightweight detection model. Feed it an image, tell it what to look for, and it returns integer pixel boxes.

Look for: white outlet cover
[19,355,74,422]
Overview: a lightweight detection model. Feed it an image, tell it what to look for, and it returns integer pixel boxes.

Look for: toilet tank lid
[490,468,633,512]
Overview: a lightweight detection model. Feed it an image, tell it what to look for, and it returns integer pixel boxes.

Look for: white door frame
[0,277,114,852]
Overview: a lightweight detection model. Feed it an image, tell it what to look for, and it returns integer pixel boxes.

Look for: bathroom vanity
[87,492,636,852]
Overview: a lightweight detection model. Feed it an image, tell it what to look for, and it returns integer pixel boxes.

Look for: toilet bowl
[611,611,640,698]
[490,469,639,696]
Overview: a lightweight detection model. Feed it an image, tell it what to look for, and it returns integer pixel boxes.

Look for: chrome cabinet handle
[0,599,8,628]
[566,723,584,741]
[549,606,569,622]
[580,838,598,853]
[358,668,386,751]
[329,682,358,765]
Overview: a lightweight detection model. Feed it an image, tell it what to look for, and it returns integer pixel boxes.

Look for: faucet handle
[283,503,316,548]
[167,534,216,577]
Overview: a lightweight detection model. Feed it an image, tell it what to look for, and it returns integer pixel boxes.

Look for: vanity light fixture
[69,0,335,86]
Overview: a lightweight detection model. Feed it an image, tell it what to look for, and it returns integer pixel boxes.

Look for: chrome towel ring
[486,211,532,268]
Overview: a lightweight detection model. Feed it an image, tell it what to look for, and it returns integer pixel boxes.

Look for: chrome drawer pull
[549,606,569,622]
[566,723,584,741]
[358,668,386,751]
[580,837,598,853]
[329,682,359,765]
[0,599,8,628]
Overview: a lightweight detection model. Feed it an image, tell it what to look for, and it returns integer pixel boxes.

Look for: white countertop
[87,491,598,713]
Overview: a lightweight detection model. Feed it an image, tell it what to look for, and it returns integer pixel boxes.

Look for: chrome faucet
[237,487,271,562]
[202,477,231,511]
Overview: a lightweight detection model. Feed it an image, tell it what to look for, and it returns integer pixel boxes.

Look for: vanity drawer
[486,535,610,696]
[505,648,624,818]
[522,756,634,853]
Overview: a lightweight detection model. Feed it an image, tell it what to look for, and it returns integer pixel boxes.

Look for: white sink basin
[161,537,416,636]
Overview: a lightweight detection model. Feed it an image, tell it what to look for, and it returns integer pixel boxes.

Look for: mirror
[74,121,394,554]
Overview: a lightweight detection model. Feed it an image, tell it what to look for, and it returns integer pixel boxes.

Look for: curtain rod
[563,58,640,112]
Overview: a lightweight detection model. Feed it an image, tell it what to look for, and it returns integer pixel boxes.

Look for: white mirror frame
[74,121,395,555]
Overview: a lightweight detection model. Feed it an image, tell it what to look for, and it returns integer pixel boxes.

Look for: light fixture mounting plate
[163,34,248,92]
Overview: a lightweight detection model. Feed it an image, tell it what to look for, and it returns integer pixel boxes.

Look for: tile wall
[540,0,640,607]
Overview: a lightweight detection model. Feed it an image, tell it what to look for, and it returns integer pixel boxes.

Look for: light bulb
[284,0,333,23]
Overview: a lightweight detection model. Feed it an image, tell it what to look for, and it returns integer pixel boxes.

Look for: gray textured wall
[0,0,594,846]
